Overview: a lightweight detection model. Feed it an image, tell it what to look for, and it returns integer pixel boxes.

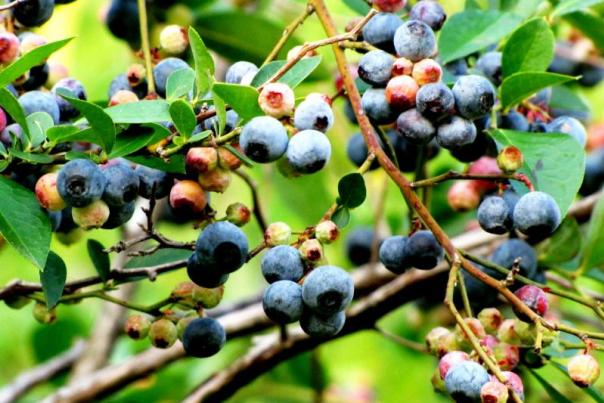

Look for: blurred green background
[1,0,603,401]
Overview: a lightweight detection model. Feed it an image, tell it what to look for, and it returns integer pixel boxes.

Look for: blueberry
[294,98,334,133]
[105,0,139,47]
[108,73,147,100]
[262,280,304,324]
[452,75,496,120]
[450,131,496,163]
[416,83,455,121]
[391,131,441,172]
[361,88,397,125]
[195,221,249,274]
[343,99,358,125]
[475,51,502,85]
[545,116,587,147]
[57,159,107,207]
[499,110,529,132]
[530,87,552,107]
[19,63,49,91]
[347,133,379,170]
[460,269,499,310]
[409,0,447,31]
[361,12,402,53]
[49,207,77,233]
[396,109,435,145]
[490,238,537,279]
[182,317,226,358]
[580,148,604,196]
[102,201,136,229]
[513,191,561,239]
[201,109,240,134]
[345,227,375,266]
[13,0,54,27]
[378,235,410,274]
[285,130,331,174]
[549,52,579,76]
[52,78,87,121]
[302,266,354,316]
[134,165,172,199]
[100,161,139,207]
[393,20,437,62]
[358,50,394,87]
[444,360,490,401]
[477,196,512,234]
[186,252,230,288]
[261,245,304,283]
[404,230,443,270]
[578,63,604,87]
[300,310,345,338]
[153,57,189,97]
[240,116,289,163]
[18,90,60,124]
[225,61,258,85]
[436,116,477,149]
[445,59,468,77]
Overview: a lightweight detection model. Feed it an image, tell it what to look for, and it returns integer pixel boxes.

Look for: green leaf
[338,173,367,209]
[489,129,585,216]
[581,193,604,271]
[166,68,196,100]
[0,38,72,89]
[109,123,171,159]
[105,100,171,124]
[126,154,185,174]
[565,12,604,54]
[550,85,590,117]
[223,143,253,167]
[0,176,51,268]
[537,218,582,264]
[87,240,110,282]
[0,88,30,141]
[188,129,212,144]
[40,252,66,309]
[550,361,604,403]
[10,149,53,164]
[169,99,197,138]
[250,56,323,88]
[506,0,542,18]
[331,206,351,228]
[500,72,577,109]
[188,26,214,96]
[57,88,116,152]
[438,10,522,64]
[553,0,604,17]
[212,90,227,135]
[26,112,54,148]
[342,0,371,14]
[212,83,263,121]
[527,368,573,403]
[47,126,111,150]
[502,18,554,78]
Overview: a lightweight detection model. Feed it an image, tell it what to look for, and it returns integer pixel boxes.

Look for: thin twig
[263,5,315,65]
[234,169,268,232]
[411,170,535,191]
[137,0,155,94]
[374,326,427,353]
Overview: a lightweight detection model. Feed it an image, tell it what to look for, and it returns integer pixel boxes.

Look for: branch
[137,0,155,94]
[410,170,534,191]
[263,4,315,64]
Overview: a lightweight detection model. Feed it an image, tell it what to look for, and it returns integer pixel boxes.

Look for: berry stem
[137,0,156,95]
[410,170,534,190]
[374,326,427,353]
[263,4,315,65]
[456,269,473,318]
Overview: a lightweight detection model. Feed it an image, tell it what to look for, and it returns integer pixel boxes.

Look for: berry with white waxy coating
[19,90,60,124]
[286,130,332,174]
[438,351,469,379]
[182,317,226,357]
[261,245,304,283]
[444,360,491,401]
[135,165,172,199]
[101,161,139,207]
[416,82,455,121]
[379,235,411,274]
[124,315,151,340]
[302,265,354,316]
[437,116,477,149]
[404,230,443,270]
[477,196,513,234]
[546,116,587,147]
[490,238,537,279]
[409,0,447,31]
[153,57,189,97]
[315,220,339,244]
[258,82,295,118]
[358,50,394,86]
[361,88,397,124]
[452,75,496,120]
[412,59,442,86]
[361,12,402,53]
[169,180,207,214]
[72,199,110,229]
[393,20,437,62]
[159,25,188,54]
[35,173,66,211]
[195,221,249,274]
[52,77,87,121]
[13,0,54,27]
[513,191,561,239]
[102,200,135,230]
[476,51,502,85]
[294,97,334,133]
[396,108,436,145]
[262,280,304,324]
[385,75,419,109]
[300,310,346,338]
[225,61,258,84]
[568,353,600,388]
[240,116,289,163]
[265,222,292,246]
[187,253,229,288]
[149,318,178,348]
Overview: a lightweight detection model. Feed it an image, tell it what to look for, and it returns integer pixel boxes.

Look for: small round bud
[109,90,138,106]
[315,220,339,244]
[447,181,481,211]
[299,239,323,263]
[385,75,419,109]
[480,380,508,403]
[392,57,414,76]
[149,318,178,349]
[513,285,548,322]
[35,173,66,211]
[169,179,207,214]
[439,351,469,380]
[124,315,152,340]
[186,147,218,174]
[425,326,450,355]
[568,353,600,388]
[217,145,243,170]
[412,59,443,86]
[265,222,292,246]
[0,32,19,64]
[198,168,232,193]
[456,317,486,345]
[33,302,56,324]
[258,83,295,118]
[372,0,406,12]
[160,25,189,54]
[126,63,146,87]
[72,200,110,229]
[497,146,524,173]
[478,308,503,334]
[192,285,225,309]
[225,202,251,226]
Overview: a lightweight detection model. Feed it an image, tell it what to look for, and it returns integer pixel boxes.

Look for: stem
[456,269,473,318]
[411,170,534,191]
[137,0,155,95]
[60,290,172,315]
[235,170,268,233]
[263,5,315,65]
[375,326,427,353]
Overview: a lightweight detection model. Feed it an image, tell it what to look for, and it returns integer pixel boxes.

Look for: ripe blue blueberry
[49,207,78,234]
[393,20,437,62]
[444,360,490,401]
[475,51,502,85]
[13,0,54,27]
[490,238,537,279]
[101,161,139,206]
[20,63,49,92]
[285,130,331,174]
[545,116,587,147]
[153,57,189,97]
[57,159,107,207]
[52,78,87,121]
[102,201,136,229]
[498,110,529,132]
[396,109,436,145]
[445,59,468,78]
[300,310,345,338]
[513,191,561,239]
[404,230,443,270]
[578,62,604,87]
[182,317,226,358]
[436,116,477,149]
[358,50,394,87]
[378,235,410,274]
[195,221,249,274]
[345,227,376,266]
[294,98,334,133]
[361,88,397,125]
[262,280,304,324]
[361,12,402,53]
[452,75,496,120]
[392,132,441,172]
[201,109,240,134]
[105,0,139,47]
[187,252,230,288]
[225,61,258,85]
[19,90,60,124]
[450,131,495,163]
[261,245,305,283]
[477,196,513,234]
[409,0,447,31]
[416,82,455,121]
[302,266,354,316]
[581,148,604,196]
[240,116,289,163]
[135,165,172,199]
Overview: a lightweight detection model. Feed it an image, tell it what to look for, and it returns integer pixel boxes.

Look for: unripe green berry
[299,239,323,263]
[177,315,197,340]
[497,145,524,173]
[186,147,218,174]
[265,222,292,246]
[124,315,152,340]
[149,318,178,349]
[33,302,56,324]
[315,220,339,244]
[72,200,110,229]
[477,308,503,335]
[455,317,486,346]
[192,285,225,309]
[160,25,189,54]
[226,202,251,227]
[171,281,197,306]
[425,326,450,356]
[568,353,600,387]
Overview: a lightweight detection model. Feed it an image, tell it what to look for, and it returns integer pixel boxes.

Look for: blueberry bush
[0,0,604,401]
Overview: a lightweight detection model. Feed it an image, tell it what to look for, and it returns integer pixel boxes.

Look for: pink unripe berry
[315,220,339,244]
[468,157,502,194]
[0,32,19,64]
[226,202,251,227]
[258,82,295,118]
[286,45,317,61]
[46,63,70,89]
[198,168,232,193]
[109,90,139,106]
[447,181,481,211]
[456,317,487,345]
[265,222,292,246]
[186,147,218,173]
[480,334,499,355]
[19,33,47,55]
[299,239,323,263]
[412,59,443,86]
[160,25,189,54]
[480,380,509,403]
[513,285,548,321]
[498,371,524,400]
[392,57,414,76]
[438,351,469,379]
[493,342,520,371]
[72,200,110,229]
[478,308,503,334]
[35,173,66,211]
[372,0,407,12]
[568,353,600,388]
[385,75,419,109]
[169,179,207,214]
[497,146,524,173]
[124,315,152,340]
[425,326,451,355]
